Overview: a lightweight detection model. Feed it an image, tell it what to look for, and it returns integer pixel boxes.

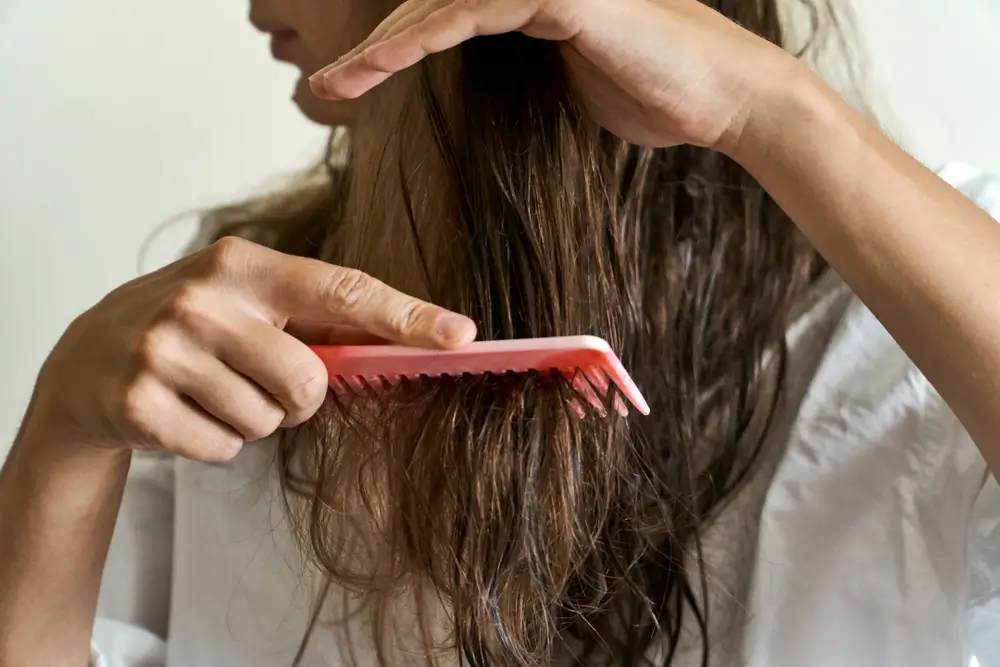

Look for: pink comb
[309,335,650,416]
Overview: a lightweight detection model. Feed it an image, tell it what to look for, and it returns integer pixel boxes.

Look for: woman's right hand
[19,236,476,463]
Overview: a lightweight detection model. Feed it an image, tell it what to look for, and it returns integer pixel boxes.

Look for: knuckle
[162,282,215,330]
[134,326,174,370]
[240,425,272,444]
[242,409,285,442]
[322,267,372,310]
[361,46,389,72]
[119,376,156,430]
[211,436,245,463]
[180,435,243,464]
[392,300,433,336]
[199,236,253,277]
[454,1,477,20]
[281,370,328,422]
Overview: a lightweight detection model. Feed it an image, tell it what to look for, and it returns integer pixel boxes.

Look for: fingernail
[308,67,333,84]
[309,60,341,83]
[310,50,352,83]
[435,314,476,347]
[308,76,329,98]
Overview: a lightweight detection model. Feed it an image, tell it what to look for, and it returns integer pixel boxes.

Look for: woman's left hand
[308,0,802,152]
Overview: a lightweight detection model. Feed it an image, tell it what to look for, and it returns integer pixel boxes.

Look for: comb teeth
[327,366,626,416]
[567,366,629,417]
[311,335,650,416]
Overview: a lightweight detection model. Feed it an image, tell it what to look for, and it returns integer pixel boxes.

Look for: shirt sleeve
[91,452,175,666]
[968,477,1000,666]
[935,163,1000,665]
[90,618,167,667]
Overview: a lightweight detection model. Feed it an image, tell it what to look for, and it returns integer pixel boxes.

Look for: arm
[0,422,131,666]
[0,236,475,665]
[306,0,1000,474]
[731,69,1000,475]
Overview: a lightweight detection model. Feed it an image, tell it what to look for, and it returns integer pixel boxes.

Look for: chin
[293,76,357,128]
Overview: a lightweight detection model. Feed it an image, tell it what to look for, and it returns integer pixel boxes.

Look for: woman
[1,0,998,665]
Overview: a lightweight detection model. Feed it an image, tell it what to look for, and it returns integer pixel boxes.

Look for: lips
[249,10,299,62]
[268,29,299,61]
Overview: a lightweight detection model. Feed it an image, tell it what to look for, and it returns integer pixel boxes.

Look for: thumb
[285,320,391,346]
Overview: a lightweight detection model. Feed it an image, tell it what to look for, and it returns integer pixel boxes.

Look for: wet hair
[204,1,860,665]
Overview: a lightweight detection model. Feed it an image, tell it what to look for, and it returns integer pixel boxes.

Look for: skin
[249,0,362,125]
[2,0,1000,663]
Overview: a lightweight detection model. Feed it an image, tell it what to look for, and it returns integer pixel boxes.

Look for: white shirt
[90,163,1000,667]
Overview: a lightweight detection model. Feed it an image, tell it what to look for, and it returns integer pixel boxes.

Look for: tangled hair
[203,1,861,665]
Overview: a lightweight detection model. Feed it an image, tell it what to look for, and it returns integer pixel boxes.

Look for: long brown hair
[205,1,857,665]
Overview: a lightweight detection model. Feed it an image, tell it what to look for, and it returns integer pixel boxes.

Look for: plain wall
[1,0,998,455]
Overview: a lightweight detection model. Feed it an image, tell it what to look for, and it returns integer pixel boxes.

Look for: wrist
[0,416,131,667]
[14,390,130,469]
[724,61,859,169]
[8,427,132,500]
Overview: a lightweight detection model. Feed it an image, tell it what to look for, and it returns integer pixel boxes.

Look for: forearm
[0,421,131,666]
[732,67,1000,472]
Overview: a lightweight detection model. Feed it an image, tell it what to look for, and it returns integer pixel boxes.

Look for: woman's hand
[20,236,476,463]
[308,0,800,151]
[5,236,472,666]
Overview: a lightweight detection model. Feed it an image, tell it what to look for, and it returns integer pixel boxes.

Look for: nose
[247,1,280,33]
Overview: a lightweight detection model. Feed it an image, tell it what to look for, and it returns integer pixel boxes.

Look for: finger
[313,0,540,100]
[309,0,442,87]
[285,319,391,346]
[123,376,244,463]
[168,347,287,442]
[196,238,476,349]
[252,249,477,349]
[309,0,446,86]
[214,316,331,427]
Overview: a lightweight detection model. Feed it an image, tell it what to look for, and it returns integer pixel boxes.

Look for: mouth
[250,13,300,62]
[268,28,299,62]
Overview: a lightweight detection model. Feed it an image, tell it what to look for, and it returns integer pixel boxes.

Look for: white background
[0,0,998,455]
